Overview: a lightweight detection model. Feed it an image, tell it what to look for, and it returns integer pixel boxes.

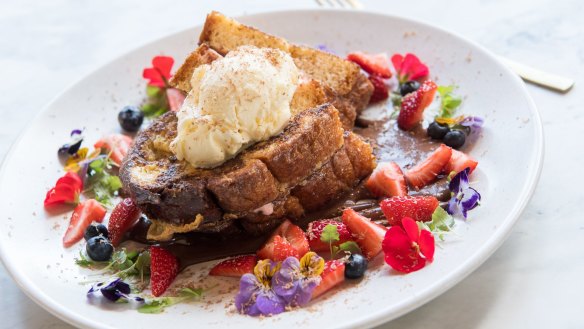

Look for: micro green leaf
[418,207,455,241]
[138,287,204,314]
[436,85,462,118]
[84,157,122,206]
[320,224,340,244]
[339,241,362,255]
[75,251,94,268]
[146,85,162,97]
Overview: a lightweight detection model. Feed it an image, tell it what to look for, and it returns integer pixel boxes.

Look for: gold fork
[314,0,574,93]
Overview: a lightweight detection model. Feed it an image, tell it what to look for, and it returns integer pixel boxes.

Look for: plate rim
[0,8,544,329]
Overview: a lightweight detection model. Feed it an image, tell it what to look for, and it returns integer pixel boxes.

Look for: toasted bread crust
[122,13,377,237]
[170,12,373,129]
[120,105,374,236]
[170,44,221,92]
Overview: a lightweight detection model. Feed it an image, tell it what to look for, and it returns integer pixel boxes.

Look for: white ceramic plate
[0,9,543,329]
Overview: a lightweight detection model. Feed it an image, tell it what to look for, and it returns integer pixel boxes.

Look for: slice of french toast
[120,13,377,240]
[120,105,375,238]
[170,11,373,129]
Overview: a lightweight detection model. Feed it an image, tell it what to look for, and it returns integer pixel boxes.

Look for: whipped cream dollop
[170,46,300,168]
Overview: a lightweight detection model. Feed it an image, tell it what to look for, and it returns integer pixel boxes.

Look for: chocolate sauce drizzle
[128,110,450,270]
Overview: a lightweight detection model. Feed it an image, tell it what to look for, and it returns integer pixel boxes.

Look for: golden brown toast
[170,11,373,129]
[170,44,327,118]
[120,105,375,238]
[120,13,377,239]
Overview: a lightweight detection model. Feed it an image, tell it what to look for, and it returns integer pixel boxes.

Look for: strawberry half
[108,198,142,246]
[306,219,352,252]
[405,144,452,189]
[209,255,257,277]
[365,162,407,198]
[380,196,439,226]
[368,74,389,103]
[150,246,179,297]
[94,134,133,166]
[444,149,478,175]
[311,260,346,299]
[397,80,438,130]
[347,52,392,78]
[166,88,186,112]
[62,199,107,248]
[257,220,309,261]
[341,208,387,259]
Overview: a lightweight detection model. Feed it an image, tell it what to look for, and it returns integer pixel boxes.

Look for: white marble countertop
[0,0,582,328]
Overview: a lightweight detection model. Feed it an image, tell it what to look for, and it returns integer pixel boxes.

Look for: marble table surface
[0,0,581,328]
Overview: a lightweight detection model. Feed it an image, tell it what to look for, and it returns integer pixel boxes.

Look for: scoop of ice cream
[170,46,300,168]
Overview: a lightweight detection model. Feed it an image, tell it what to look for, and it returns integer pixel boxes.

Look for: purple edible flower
[87,278,144,303]
[235,260,286,316]
[272,252,324,307]
[70,129,83,137]
[447,168,481,219]
[460,116,484,129]
[316,44,336,54]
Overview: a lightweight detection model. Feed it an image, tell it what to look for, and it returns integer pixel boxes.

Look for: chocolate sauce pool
[129,108,450,270]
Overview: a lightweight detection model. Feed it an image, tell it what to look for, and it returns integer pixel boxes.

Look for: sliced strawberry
[107,198,142,246]
[166,88,186,112]
[347,52,392,78]
[380,196,439,227]
[62,199,107,248]
[341,208,387,259]
[444,149,478,175]
[368,74,389,103]
[306,219,352,252]
[94,134,133,166]
[311,260,346,299]
[272,235,299,260]
[405,144,452,189]
[209,255,257,277]
[365,162,407,198]
[257,220,309,261]
[150,246,179,297]
[397,80,438,130]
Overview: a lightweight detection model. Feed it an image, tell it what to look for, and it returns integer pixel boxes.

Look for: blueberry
[84,224,109,241]
[427,121,450,140]
[344,254,368,279]
[443,130,466,149]
[118,106,144,132]
[399,81,421,96]
[86,236,114,262]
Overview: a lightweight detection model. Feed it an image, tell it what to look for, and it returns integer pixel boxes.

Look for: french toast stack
[120,12,376,240]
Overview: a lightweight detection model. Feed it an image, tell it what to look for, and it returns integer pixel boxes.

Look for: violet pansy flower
[272,252,324,307]
[460,116,484,129]
[235,259,286,316]
[447,168,481,219]
[87,278,144,303]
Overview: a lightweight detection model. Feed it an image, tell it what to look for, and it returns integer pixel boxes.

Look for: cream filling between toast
[170,46,300,168]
